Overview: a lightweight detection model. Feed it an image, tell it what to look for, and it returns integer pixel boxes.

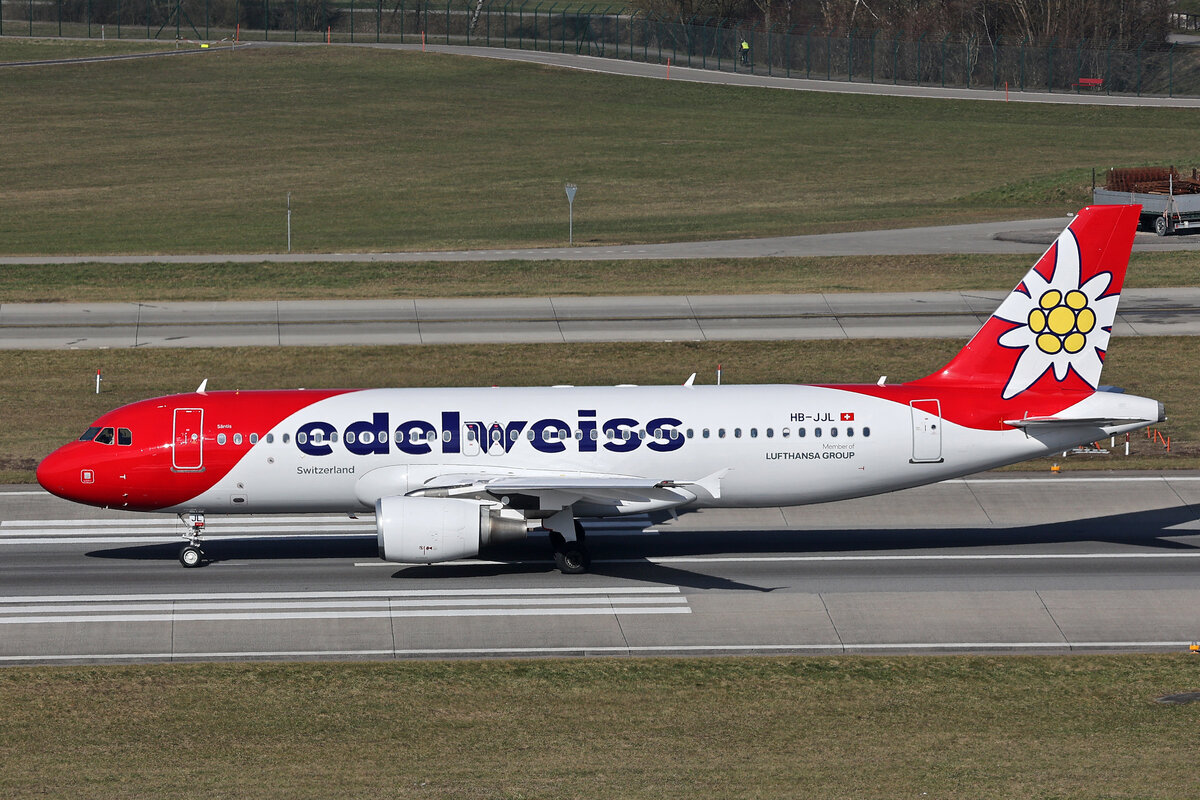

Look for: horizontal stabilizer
[1004,416,1152,429]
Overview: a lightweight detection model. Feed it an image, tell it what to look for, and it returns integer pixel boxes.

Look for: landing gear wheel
[179,545,205,568]
[550,528,591,574]
[1154,215,1172,237]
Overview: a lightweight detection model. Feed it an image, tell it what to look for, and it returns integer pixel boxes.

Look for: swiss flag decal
[840,412,854,421]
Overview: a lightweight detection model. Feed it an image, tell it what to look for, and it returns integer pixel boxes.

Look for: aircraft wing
[408,468,728,511]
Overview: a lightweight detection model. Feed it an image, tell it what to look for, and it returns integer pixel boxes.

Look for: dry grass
[0,38,182,62]
[0,656,1197,799]
[3,250,1200,302]
[2,45,1199,254]
[1,336,1190,482]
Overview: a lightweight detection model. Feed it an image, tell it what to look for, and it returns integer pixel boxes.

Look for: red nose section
[37,444,96,505]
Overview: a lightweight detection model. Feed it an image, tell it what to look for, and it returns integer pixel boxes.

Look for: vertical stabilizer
[915,204,1140,400]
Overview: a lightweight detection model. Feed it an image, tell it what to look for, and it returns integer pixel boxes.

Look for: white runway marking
[0,587,689,625]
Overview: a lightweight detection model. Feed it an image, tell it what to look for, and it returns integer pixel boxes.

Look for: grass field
[2,44,1199,255]
[0,38,185,62]
[0,655,1197,799]
[0,336,1187,482]
[4,249,1200,301]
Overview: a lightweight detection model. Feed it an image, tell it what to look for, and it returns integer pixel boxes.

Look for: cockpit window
[93,427,115,445]
[78,427,101,442]
[117,428,133,446]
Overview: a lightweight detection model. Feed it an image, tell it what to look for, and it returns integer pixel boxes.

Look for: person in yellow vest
[740,39,750,66]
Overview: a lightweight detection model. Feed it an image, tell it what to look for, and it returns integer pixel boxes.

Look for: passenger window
[797,428,805,438]
[750,428,758,438]
[702,429,710,439]
[863,427,871,437]
[814,428,822,438]
[117,428,132,446]
[733,428,742,438]
[590,429,598,441]
[718,429,726,438]
[94,427,115,445]
[346,432,357,444]
[265,433,274,444]
[847,427,854,437]
[782,428,790,438]
[250,433,260,444]
[766,428,774,438]
[687,429,694,439]
[233,433,243,445]
[295,432,306,445]
[831,427,838,438]
[217,433,227,445]
[443,430,452,443]
[283,433,291,444]
[329,432,338,443]
[79,427,101,442]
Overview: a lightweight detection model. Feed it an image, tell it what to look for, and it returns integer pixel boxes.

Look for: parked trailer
[1093,188,1200,236]
[1093,168,1200,236]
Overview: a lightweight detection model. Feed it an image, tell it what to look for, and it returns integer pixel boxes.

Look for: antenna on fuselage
[196,379,209,394]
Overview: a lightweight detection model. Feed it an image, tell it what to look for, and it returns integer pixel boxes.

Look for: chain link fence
[3,2,1198,96]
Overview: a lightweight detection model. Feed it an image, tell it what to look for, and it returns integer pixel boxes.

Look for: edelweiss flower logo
[993,230,1118,400]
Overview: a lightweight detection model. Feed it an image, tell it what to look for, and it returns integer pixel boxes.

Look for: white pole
[95,369,102,394]
[287,193,292,253]
[564,184,577,246]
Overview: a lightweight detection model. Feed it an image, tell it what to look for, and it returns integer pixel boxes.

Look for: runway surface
[6,287,1200,348]
[3,472,1199,664]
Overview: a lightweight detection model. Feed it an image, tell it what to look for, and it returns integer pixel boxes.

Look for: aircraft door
[909,399,943,463]
[173,408,204,471]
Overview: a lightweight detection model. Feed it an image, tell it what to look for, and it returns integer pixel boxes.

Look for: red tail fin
[914,204,1140,400]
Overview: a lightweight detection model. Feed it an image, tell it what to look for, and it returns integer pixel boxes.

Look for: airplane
[36,204,1162,572]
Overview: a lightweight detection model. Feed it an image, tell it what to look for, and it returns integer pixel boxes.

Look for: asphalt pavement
[3,472,1198,663]
[4,287,1200,349]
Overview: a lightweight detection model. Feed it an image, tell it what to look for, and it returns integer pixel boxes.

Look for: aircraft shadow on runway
[84,503,1199,591]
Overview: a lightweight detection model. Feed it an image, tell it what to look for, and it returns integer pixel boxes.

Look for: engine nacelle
[375,496,528,564]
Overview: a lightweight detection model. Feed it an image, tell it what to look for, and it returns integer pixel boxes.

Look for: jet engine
[375,496,528,563]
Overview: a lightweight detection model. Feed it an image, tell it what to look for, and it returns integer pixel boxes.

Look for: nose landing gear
[178,513,208,568]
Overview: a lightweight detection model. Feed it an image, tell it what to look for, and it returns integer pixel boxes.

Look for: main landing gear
[549,520,591,574]
[178,513,208,568]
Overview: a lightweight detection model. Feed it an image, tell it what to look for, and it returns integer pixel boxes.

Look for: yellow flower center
[1029,289,1095,355]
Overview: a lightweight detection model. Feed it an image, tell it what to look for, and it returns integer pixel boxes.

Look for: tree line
[632,0,1171,47]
